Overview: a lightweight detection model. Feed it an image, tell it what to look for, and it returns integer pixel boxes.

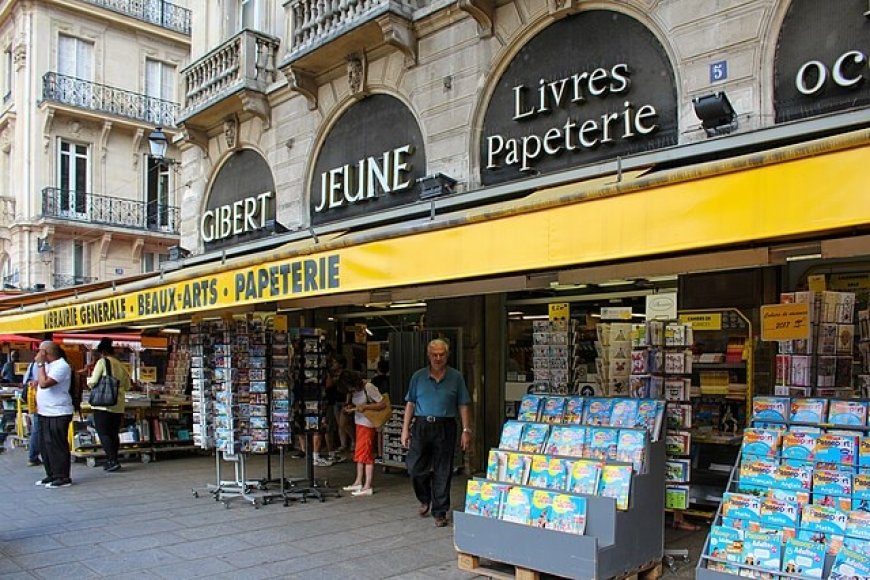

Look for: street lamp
[148,127,169,159]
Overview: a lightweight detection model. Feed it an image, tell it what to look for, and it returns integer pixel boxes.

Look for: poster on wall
[479,10,678,186]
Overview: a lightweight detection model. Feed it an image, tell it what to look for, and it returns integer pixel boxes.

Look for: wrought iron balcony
[41,187,180,235]
[178,29,279,127]
[53,274,98,289]
[82,0,191,35]
[42,72,180,128]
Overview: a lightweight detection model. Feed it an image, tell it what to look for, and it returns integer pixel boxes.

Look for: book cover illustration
[815,433,858,466]
[616,429,647,472]
[588,427,619,461]
[562,397,585,424]
[741,531,783,574]
[582,398,614,426]
[545,425,586,457]
[610,398,639,428]
[781,537,825,578]
[768,487,811,508]
[567,459,604,495]
[852,473,870,512]
[789,398,828,424]
[813,469,853,512]
[739,458,778,493]
[549,493,587,535]
[846,509,870,540]
[665,431,691,456]
[599,464,632,510]
[500,486,533,525]
[519,423,551,454]
[752,396,789,422]
[633,399,660,438]
[517,394,545,422]
[666,404,692,431]
[499,421,525,451]
[504,452,531,485]
[707,525,744,572]
[722,492,762,522]
[665,459,691,483]
[741,428,782,459]
[465,480,483,515]
[478,482,509,518]
[663,379,688,402]
[781,431,818,464]
[773,463,813,492]
[527,454,552,489]
[721,516,762,534]
[539,397,567,424]
[801,503,848,536]
[829,546,870,579]
[547,457,569,491]
[486,449,506,481]
[665,485,689,510]
[759,497,800,529]
[828,399,869,426]
[796,529,844,557]
[529,489,556,528]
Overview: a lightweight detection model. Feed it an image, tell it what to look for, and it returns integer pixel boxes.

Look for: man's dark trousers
[39,414,72,481]
[406,419,457,518]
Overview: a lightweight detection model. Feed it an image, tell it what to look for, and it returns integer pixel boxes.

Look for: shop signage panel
[679,313,722,331]
[548,302,569,322]
[1,143,868,334]
[829,273,870,291]
[761,303,810,341]
[600,307,632,321]
[140,367,157,382]
[310,94,426,226]
[479,10,678,186]
[774,0,870,123]
[202,150,277,251]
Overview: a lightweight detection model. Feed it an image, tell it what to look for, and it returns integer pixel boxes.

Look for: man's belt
[418,416,454,423]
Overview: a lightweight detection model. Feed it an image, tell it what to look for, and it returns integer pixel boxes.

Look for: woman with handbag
[87,338,129,472]
[340,370,389,496]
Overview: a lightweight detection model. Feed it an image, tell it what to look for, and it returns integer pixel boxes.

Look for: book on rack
[587,427,618,461]
[566,459,604,495]
[665,459,691,483]
[562,397,585,424]
[789,398,828,423]
[500,486,533,525]
[665,485,690,510]
[527,455,560,489]
[752,396,789,422]
[812,469,853,512]
[529,489,555,528]
[815,433,858,466]
[610,398,638,427]
[740,531,783,574]
[634,399,665,442]
[539,397,567,424]
[519,423,550,453]
[615,429,646,472]
[549,493,587,535]
[517,394,545,422]
[545,425,586,457]
[741,428,782,459]
[504,452,531,484]
[707,525,743,572]
[665,431,691,456]
[582,398,613,426]
[781,538,825,578]
[828,399,868,426]
[486,449,506,481]
[598,464,632,510]
[829,546,870,579]
[499,421,524,451]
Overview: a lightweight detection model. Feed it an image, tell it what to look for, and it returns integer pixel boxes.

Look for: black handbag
[88,357,120,407]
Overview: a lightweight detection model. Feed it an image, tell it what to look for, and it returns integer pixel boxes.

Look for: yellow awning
[1,130,868,333]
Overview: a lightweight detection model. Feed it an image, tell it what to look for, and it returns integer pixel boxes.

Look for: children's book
[486,449,507,481]
[549,493,587,535]
[539,397,567,424]
[599,464,632,510]
[665,431,691,456]
[562,397,585,424]
[465,480,483,515]
[829,546,870,579]
[588,428,619,461]
[567,459,603,495]
[854,473,870,512]
[547,457,569,491]
[519,423,550,453]
[813,469,853,512]
[781,537,825,578]
[610,399,639,428]
[796,529,844,556]
[741,428,781,459]
[773,463,813,492]
[759,497,799,529]
[665,459,691,483]
[500,486,533,525]
[752,396,789,423]
[801,503,848,535]
[634,399,665,441]
[517,394,545,422]
[828,399,869,426]
[861,437,870,467]
[478,482,510,518]
[545,425,586,457]
[789,398,828,424]
[616,429,647,472]
[739,458,778,493]
[499,421,525,451]
[781,431,818,464]
[722,492,762,521]
[530,489,556,528]
[665,485,690,510]
[527,454,552,489]
[846,509,870,540]
[741,531,783,573]
[768,487,811,508]
[582,398,614,426]
[707,525,743,572]
[666,404,692,431]
[816,433,858,466]
[504,452,531,485]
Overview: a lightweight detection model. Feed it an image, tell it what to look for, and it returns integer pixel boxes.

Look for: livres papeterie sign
[479,10,677,186]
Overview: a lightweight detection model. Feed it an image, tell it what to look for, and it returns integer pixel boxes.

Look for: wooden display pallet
[458,552,662,580]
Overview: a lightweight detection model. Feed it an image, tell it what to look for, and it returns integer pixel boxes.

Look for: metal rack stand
[194,451,264,508]
[285,431,340,503]
[260,446,305,507]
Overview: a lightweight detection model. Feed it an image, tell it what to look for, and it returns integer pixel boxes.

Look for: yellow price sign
[549,303,569,322]
[760,303,810,341]
[139,366,157,383]
[679,313,722,331]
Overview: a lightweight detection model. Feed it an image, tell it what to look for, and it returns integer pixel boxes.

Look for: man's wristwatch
[462,428,472,434]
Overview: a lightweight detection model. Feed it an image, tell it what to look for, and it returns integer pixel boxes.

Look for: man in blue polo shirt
[401,338,472,527]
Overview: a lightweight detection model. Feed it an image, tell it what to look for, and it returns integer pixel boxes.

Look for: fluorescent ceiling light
[522,314,550,320]
[508,311,524,316]
[364,327,374,336]
[646,275,678,282]
[390,301,426,308]
[785,253,822,262]
[598,280,632,287]
[159,328,182,334]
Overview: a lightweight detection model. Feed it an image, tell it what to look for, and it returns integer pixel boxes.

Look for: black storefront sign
[310,94,426,226]
[202,149,277,251]
[775,0,870,123]
[479,10,678,186]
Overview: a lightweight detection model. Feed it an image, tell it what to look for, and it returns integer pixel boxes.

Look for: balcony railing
[180,29,279,118]
[82,0,191,35]
[42,72,180,128]
[286,0,414,57]
[53,274,98,289]
[41,187,180,235]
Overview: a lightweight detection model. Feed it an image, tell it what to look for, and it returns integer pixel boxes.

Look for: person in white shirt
[33,341,74,488]
[340,370,385,496]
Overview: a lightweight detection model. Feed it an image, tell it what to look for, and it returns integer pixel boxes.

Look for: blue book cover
[829,546,870,579]
[519,423,550,453]
[707,525,744,571]
[499,421,525,450]
[486,449,506,481]
[752,396,789,422]
[846,510,870,540]
[772,463,813,492]
[739,457,778,491]
[721,492,762,521]
[539,397,567,424]
[796,529,843,556]
[517,394,545,422]
[477,482,509,518]
[789,398,828,424]
[828,400,869,426]
[544,425,586,457]
[598,464,632,510]
[781,538,825,578]
[504,452,530,484]
[801,503,848,535]
[567,459,603,495]
[529,489,556,528]
[759,497,799,529]
[582,398,614,426]
[549,493,586,535]
[633,399,664,441]
[741,428,781,458]
[562,397,585,424]
[781,431,818,463]
[741,531,783,573]
[610,399,639,428]
[588,427,619,461]
[616,429,647,472]
[547,457,569,491]
[500,486,533,525]
[815,433,858,466]
[527,454,551,488]
[464,480,483,515]
[813,469,852,512]
[853,473,870,511]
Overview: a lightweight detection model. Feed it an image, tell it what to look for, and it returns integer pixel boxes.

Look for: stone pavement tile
[0,572,39,579]
[31,562,99,580]
[2,535,67,557]
[162,534,256,559]
[8,546,90,571]
[51,529,121,548]
[82,547,182,576]
[100,531,188,554]
[284,529,372,554]
[150,556,239,579]
[0,559,24,574]
[390,562,478,579]
[102,517,190,539]
[215,543,307,569]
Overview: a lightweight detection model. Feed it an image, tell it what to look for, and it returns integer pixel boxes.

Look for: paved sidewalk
[0,445,706,579]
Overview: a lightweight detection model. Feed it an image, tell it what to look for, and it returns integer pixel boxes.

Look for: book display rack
[860,308,870,398]
[697,395,870,579]
[381,404,407,469]
[455,394,666,579]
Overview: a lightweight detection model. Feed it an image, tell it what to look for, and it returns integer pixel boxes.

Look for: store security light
[419,173,457,199]
[692,92,737,137]
[148,127,170,159]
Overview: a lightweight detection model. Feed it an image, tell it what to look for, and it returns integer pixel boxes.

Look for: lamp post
[148,126,169,159]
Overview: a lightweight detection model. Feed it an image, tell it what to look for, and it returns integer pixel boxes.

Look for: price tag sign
[140,366,157,383]
[549,302,569,322]
[761,303,810,341]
